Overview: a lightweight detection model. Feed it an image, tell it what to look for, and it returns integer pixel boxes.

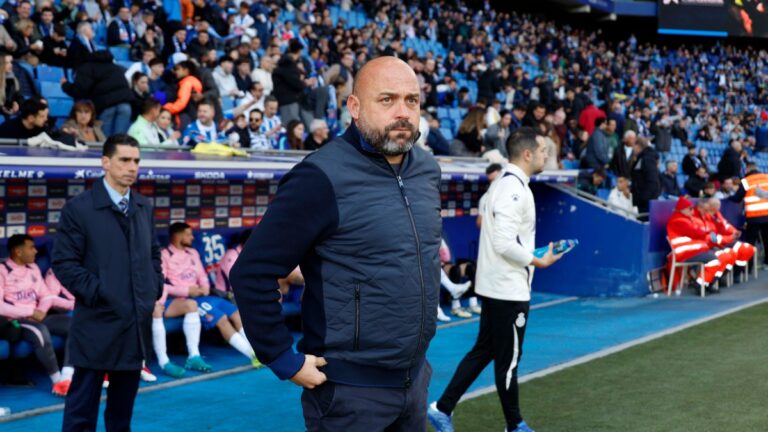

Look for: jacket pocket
[353,284,360,351]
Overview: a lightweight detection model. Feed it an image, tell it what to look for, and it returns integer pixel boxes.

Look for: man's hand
[188,285,205,297]
[30,309,46,322]
[532,242,564,269]
[290,354,328,389]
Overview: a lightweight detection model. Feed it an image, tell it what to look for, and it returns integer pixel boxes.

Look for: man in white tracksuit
[428,127,563,432]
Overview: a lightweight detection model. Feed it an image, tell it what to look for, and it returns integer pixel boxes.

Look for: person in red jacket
[692,199,735,275]
[578,100,606,136]
[666,196,727,292]
[706,197,756,268]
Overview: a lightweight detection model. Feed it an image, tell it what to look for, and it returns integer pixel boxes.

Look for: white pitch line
[0,365,256,423]
[459,295,768,403]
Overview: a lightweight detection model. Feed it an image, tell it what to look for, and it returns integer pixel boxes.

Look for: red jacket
[666,211,711,261]
[578,105,607,136]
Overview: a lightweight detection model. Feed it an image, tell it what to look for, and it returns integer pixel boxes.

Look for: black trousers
[62,367,141,432]
[744,221,768,264]
[437,297,529,430]
[18,314,71,376]
[301,362,431,432]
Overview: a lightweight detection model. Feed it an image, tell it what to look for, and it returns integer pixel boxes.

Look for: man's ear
[347,94,360,121]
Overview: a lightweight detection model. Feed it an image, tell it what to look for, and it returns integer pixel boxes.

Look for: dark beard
[358,118,418,156]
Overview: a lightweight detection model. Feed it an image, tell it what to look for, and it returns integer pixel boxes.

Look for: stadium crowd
[1,0,768,403]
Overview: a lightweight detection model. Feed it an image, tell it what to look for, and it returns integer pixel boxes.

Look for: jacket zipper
[353,284,360,351]
[392,166,425,389]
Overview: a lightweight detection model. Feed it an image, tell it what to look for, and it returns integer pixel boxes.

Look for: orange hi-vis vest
[742,173,768,219]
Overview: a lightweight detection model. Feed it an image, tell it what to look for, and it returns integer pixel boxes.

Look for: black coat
[682,154,706,178]
[272,54,304,106]
[62,50,134,113]
[66,36,96,70]
[630,147,661,207]
[609,145,633,178]
[52,179,163,371]
[717,147,742,181]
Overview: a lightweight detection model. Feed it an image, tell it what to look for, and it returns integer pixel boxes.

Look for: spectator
[702,182,717,199]
[454,107,485,156]
[181,99,227,147]
[685,166,710,199]
[13,18,43,58]
[242,109,269,150]
[251,55,274,96]
[610,130,636,179]
[323,50,355,101]
[234,58,254,96]
[578,167,607,196]
[578,99,606,136]
[426,115,451,156]
[510,103,526,131]
[277,119,304,150]
[483,109,512,158]
[717,139,744,181]
[715,177,738,199]
[0,14,17,54]
[259,95,282,149]
[582,117,610,170]
[698,148,711,174]
[124,49,156,83]
[682,145,705,178]
[128,97,180,147]
[62,50,134,137]
[156,108,180,146]
[660,160,682,197]
[129,71,151,120]
[107,6,137,46]
[130,24,162,62]
[187,30,214,61]
[523,102,546,128]
[38,23,67,67]
[272,39,305,124]
[225,114,250,148]
[147,57,168,101]
[163,60,203,130]
[0,97,47,138]
[0,51,21,118]
[607,176,637,215]
[539,121,560,171]
[213,57,243,100]
[162,22,187,63]
[630,137,661,216]
[61,100,106,143]
[303,118,329,151]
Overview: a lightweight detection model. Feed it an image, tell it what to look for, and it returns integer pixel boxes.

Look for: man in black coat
[717,139,744,181]
[660,159,682,197]
[67,21,97,70]
[62,50,134,136]
[630,137,661,218]
[272,39,306,125]
[53,135,164,432]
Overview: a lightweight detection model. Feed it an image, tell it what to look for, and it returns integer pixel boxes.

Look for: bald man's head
[348,56,421,156]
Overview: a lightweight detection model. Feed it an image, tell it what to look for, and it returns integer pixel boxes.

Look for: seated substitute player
[0,234,73,396]
[215,229,305,302]
[162,222,261,367]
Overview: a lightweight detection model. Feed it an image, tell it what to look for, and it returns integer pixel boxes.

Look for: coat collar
[93,177,146,211]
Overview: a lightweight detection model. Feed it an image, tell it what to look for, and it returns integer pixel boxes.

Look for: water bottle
[533,239,579,258]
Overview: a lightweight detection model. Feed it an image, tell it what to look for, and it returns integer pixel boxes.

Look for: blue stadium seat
[40,81,68,99]
[36,65,64,82]
[562,159,580,170]
[437,107,448,118]
[109,46,131,62]
[164,317,183,333]
[221,96,237,111]
[596,188,610,201]
[440,128,453,141]
[48,97,74,118]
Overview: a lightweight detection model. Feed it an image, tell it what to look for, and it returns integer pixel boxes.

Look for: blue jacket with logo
[231,122,442,388]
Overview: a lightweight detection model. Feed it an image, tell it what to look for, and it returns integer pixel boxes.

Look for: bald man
[231,56,442,431]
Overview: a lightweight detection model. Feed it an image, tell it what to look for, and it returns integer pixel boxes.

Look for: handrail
[549,183,649,221]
